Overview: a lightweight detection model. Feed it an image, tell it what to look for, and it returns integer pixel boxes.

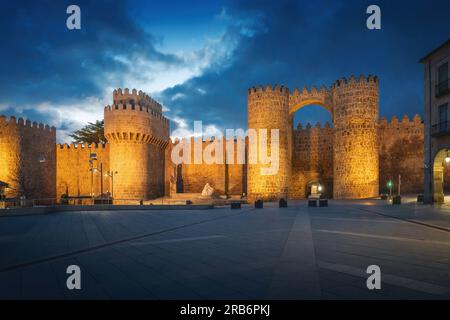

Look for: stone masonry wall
[172,138,245,195]
[56,143,110,199]
[104,89,170,200]
[0,115,56,200]
[379,114,424,194]
[247,85,290,201]
[290,122,334,199]
[332,76,379,199]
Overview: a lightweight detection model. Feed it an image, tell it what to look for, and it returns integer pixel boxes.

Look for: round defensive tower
[247,85,290,201]
[104,88,170,201]
[331,75,379,199]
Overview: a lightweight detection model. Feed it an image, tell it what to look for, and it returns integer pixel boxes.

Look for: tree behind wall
[69,120,106,144]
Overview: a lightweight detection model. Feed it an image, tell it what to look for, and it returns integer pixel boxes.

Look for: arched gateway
[247,75,379,201]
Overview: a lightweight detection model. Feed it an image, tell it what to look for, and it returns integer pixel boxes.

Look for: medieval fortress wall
[290,123,334,199]
[56,143,110,199]
[378,114,424,194]
[0,79,426,202]
[0,115,56,199]
[246,76,380,200]
[170,137,246,195]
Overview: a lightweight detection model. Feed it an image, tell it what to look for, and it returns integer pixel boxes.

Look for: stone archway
[432,148,450,204]
[288,90,334,200]
[247,75,379,201]
[288,86,333,117]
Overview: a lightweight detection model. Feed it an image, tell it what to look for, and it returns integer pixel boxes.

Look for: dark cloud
[0,0,181,107]
[0,0,449,136]
[159,0,450,131]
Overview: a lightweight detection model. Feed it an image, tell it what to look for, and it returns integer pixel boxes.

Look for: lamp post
[105,171,118,199]
[89,152,97,205]
[92,163,104,196]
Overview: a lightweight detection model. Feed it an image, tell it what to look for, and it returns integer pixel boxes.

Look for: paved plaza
[1,199,450,299]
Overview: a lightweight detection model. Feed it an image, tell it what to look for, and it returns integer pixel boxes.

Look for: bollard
[255,200,263,209]
[319,199,328,207]
[231,202,241,209]
[279,198,287,208]
[308,199,317,207]
[393,195,401,205]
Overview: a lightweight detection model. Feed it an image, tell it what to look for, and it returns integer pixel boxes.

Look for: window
[439,62,448,83]
[439,103,448,131]
[437,62,449,97]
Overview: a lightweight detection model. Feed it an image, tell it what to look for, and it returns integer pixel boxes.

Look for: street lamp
[105,171,118,200]
[89,153,98,204]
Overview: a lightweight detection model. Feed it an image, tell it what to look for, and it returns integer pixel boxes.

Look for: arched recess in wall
[432,148,450,204]
[289,101,334,199]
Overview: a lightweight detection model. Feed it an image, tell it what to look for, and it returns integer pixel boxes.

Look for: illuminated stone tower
[247,85,290,201]
[331,75,379,199]
[104,88,170,200]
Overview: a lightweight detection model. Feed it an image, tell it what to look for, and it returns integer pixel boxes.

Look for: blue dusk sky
[0,0,449,142]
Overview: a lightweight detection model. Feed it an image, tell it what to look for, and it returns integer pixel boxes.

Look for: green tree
[69,120,106,144]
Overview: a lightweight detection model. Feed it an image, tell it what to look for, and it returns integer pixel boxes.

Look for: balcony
[436,79,450,97]
[432,121,450,137]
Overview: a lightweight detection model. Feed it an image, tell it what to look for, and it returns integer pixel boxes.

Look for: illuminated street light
[105,171,118,199]
[318,185,323,192]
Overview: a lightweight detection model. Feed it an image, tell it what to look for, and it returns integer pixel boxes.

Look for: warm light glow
[445,157,450,163]
[318,185,323,192]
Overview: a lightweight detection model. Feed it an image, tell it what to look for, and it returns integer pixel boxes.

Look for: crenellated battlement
[295,122,333,131]
[104,104,170,125]
[113,88,162,114]
[57,143,109,150]
[248,84,289,95]
[330,74,378,90]
[291,85,329,97]
[0,115,56,133]
[171,136,246,146]
[379,114,423,128]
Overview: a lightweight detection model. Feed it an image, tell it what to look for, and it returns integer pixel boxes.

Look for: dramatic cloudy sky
[0,0,449,142]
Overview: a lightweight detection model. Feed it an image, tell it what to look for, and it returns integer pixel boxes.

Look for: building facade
[421,39,450,203]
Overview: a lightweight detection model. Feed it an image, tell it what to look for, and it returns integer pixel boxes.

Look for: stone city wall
[0,115,56,200]
[171,137,246,195]
[378,114,424,194]
[290,122,334,199]
[56,143,110,200]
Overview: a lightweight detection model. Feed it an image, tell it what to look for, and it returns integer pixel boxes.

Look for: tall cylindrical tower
[104,88,170,201]
[247,85,290,201]
[332,75,379,199]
